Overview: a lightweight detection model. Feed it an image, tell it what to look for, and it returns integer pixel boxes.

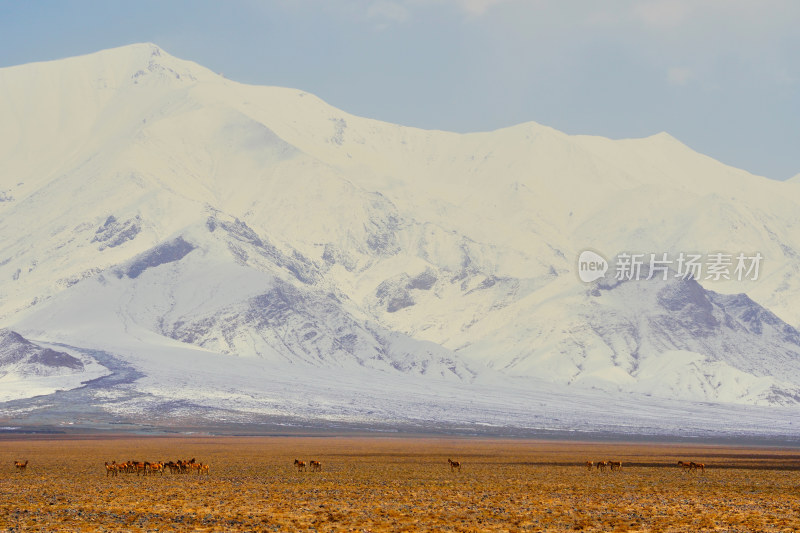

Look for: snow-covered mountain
[0,329,109,402]
[2,43,800,437]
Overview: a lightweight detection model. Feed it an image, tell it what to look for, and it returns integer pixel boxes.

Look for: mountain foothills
[2,44,800,437]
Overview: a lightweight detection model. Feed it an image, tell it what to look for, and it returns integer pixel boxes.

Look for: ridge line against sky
[1,0,797,181]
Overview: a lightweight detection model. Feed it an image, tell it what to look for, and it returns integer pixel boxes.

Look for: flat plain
[1,435,799,532]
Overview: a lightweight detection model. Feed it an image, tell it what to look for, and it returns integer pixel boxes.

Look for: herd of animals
[10,457,709,475]
[585,460,705,472]
[102,458,210,476]
[293,459,323,471]
[586,460,623,471]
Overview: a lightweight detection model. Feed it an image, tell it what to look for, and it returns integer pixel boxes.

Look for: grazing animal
[199,463,210,475]
[608,461,622,471]
[104,461,118,477]
[172,459,192,474]
[148,462,165,476]
[596,461,608,472]
[448,458,461,471]
[690,461,705,473]
[133,462,147,476]
[585,461,593,471]
[309,460,322,472]
[294,459,306,471]
[678,460,705,473]
[14,460,28,472]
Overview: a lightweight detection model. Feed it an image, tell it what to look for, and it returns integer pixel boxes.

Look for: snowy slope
[2,44,800,436]
[459,274,800,405]
[0,329,109,402]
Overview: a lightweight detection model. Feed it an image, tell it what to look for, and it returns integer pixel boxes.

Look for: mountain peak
[94,42,218,86]
[111,42,170,64]
[106,41,163,55]
[0,42,219,88]
[644,131,687,146]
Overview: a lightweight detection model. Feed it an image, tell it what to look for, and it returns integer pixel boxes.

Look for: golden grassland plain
[1,436,800,532]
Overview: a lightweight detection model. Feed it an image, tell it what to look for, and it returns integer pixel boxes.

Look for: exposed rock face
[0,329,84,377]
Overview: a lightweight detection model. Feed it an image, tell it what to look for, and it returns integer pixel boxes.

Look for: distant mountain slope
[0,329,109,402]
[459,274,800,405]
[0,329,83,373]
[2,44,800,434]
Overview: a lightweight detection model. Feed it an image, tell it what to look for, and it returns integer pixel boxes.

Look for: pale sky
[1,0,798,180]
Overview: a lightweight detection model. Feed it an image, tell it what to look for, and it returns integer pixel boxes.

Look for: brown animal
[690,461,705,473]
[14,460,28,472]
[309,460,322,472]
[596,461,608,472]
[104,461,118,477]
[132,461,147,476]
[678,460,705,473]
[147,462,164,476]
[199,463,210,475]
[174,459,194,473]
[448,458,461,471]
[608,460,622,471]
[294,459,306,471]
[585,461,593,471]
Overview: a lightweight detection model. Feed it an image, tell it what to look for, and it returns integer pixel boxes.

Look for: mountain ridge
[2,44,800,435]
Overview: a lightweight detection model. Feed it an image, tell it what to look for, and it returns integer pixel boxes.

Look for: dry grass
[1,436,800,532]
